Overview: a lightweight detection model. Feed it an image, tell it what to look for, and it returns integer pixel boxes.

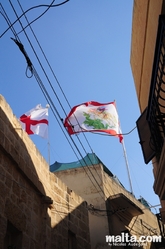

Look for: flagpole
[47,140,50,166]
[121,139,133,194]
[114,100,134,195]
[46,104,50,165]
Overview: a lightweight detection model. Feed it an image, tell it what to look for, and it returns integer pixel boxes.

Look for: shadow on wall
[0,99,91,249]
[50,201,91,249]
[0,103,50,249]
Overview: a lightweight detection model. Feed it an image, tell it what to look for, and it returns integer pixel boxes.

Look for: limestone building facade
[1,89,164,249]
[50,153,164,249]
[0,94,91,249]
[131,0,165,226]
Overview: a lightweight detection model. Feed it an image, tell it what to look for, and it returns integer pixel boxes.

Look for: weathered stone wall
[54,164,110,249]
[131,0,165,225]
[0,95,91,249]
[130,0,163,112]
[54,163,162,249]
[103,169,160,245]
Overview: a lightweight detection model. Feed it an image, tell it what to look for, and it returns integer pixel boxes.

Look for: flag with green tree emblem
[64,101,123,142]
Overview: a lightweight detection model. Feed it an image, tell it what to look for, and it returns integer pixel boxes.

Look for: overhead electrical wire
[12,1,105,193]
[15,0,101,156]
[0,0,70,38]
[82,126,137,136]
[17,0,70,35]
[14,0,164,239]
[0,4,18,39]
[11,2,102,197]
[10,0,115,206]
[7,1,138,220]
[15,0,133,210]
[15,1,106,193]
[4,23,122,239]
[1,3,160,239]
[1,1,138,220]
[2,2,106,208]
[0,2,81,171]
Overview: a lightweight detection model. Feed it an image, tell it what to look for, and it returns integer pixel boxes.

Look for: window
[68,230,77,249]
[4,221,22,249]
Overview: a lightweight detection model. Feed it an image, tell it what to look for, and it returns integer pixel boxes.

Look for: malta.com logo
[105,233,162,247]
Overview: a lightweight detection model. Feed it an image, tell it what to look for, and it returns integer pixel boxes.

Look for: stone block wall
[131,0,163,111]
[54,162,162,249]
[0,95,91,249]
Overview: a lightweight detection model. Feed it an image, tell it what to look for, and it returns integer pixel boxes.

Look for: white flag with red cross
[19,104,49,138]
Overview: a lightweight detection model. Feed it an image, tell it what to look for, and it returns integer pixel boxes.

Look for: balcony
[147,15,165,161]
[153,140,165,199]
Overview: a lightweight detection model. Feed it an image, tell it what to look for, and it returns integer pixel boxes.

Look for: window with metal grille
[147,15,165,161]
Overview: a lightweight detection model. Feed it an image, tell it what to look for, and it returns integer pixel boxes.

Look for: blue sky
[0,0,160,211]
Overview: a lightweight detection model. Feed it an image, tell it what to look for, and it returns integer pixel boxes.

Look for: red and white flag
[20,104,49,138]
[64,101,123,142]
